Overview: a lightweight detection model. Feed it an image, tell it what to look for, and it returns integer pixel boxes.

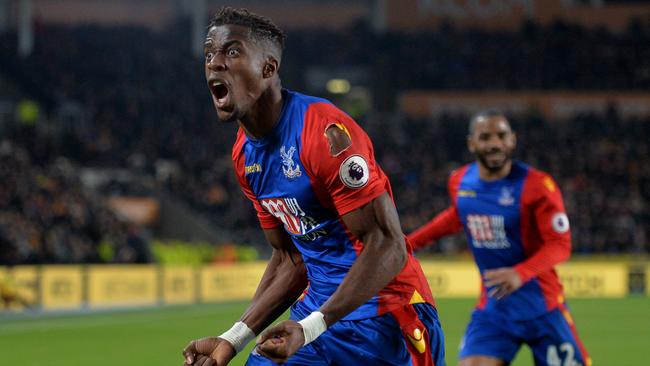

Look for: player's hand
[182,336,236,366]
[484,267,523,300]
[255,320,305,363]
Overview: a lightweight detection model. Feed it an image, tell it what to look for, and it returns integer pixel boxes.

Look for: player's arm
[182,227,307,366]
[255,193,406,363]
[407,205,463,250]
[241,227,308,332]
[319,192,406,324]
[513,176,571,282]
[485,175,571,299]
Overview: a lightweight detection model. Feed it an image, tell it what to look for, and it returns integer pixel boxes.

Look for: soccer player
[181,8,445,366]
[408,111,590,366]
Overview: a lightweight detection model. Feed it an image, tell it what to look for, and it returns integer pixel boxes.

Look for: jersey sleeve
[515,172,572,283]
[232,130,282,229]
[300,102,387,216]
[406,168,466,250]
[408,206,462,250]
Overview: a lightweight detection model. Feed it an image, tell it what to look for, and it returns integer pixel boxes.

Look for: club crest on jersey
[280,145,302,179]
[339,155,369,188]
[498,187,515,206]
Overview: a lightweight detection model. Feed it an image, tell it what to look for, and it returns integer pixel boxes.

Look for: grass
[1,297,648,365]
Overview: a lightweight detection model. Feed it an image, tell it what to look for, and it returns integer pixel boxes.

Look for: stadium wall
[399,91,650,119]
[0,260,641,312]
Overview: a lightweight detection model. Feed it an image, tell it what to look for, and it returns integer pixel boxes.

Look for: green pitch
[1,297,648,365]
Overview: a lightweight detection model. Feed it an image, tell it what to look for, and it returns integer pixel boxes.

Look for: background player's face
[468,116,516,172]
[204,25,271,122]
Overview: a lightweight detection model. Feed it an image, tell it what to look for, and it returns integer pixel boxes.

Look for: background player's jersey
[232,89,434,320]
[411,161,571,320]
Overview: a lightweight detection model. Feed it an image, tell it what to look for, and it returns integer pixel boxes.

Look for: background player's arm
[408,205,463,250]
[514,177,571,283]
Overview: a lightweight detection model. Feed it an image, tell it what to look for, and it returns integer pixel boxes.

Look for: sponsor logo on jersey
[458,190,476,198]
[280,145,302,179]
[244,163,262,175]
[466,214,510,249]
[498,186,515,206]
[260,197,325,240]
[406,328,427,354]
[551,212,570,233]
[339,155,369,188]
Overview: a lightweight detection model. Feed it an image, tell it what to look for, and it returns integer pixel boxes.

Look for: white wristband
[297,311,327,346]
[218,321,256,354]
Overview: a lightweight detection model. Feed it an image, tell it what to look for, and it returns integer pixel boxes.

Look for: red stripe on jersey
[517,168,571,311]
[391,305,436,366]
[232,128,282,229]
[477,281,488,310]
[559,302,591,366]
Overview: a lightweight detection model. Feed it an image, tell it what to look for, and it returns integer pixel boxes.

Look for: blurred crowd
[374,109,650,254]
[0,18,648,263]
[0,137,150,265]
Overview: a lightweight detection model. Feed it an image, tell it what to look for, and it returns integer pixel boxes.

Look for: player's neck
[239,83,283,139]
[478,160,512,181]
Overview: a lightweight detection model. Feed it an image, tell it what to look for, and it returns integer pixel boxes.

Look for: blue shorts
[246,303,445,366]
[459,304,590,366]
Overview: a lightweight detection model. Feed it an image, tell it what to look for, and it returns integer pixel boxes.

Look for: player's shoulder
[288,89,331,108]
[231,128,247,162]
[287,90,351,127]
[521,163,561,196]
[449,163,473,182]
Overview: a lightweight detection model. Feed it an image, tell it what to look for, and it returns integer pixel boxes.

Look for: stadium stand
[0,18,649,264]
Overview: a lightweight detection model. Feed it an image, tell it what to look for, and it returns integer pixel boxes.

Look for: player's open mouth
[210,79,230,107]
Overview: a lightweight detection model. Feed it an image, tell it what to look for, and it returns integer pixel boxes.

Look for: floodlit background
[0,1,649,365]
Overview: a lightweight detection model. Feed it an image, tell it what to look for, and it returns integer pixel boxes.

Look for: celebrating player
[408,111,590,366]
[181,7,445,366]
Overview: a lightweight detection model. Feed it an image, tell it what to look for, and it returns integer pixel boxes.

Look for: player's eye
[205,52,214,62]
[227,48,240,57]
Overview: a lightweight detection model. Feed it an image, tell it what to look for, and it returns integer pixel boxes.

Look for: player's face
[204,25,269,122]
[468,116,516,172]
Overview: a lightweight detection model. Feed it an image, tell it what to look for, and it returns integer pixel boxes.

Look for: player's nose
[485,135,503,148]
[207,54,227,72]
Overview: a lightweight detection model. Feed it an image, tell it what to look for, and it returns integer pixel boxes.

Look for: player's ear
[467,136,475,153]
[262,57,279,79]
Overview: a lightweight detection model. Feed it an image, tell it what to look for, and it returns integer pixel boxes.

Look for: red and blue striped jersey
[409,161,571,320]
[232,90,434,320]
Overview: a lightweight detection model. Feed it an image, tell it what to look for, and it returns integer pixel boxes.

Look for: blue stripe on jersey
[241,90,379,320]
[457,162,548,319]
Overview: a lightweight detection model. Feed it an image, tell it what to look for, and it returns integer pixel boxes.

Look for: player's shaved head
[468,110,510,136]
[208,7,285,61]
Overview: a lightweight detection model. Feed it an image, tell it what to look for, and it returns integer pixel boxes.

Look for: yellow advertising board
[40,266,83,310]
[200,262,267,303]
[557,263,627,298]
[4,266,40,310]
[419,261,481,298]
[87,265,157,308]
[162,267,196,305]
